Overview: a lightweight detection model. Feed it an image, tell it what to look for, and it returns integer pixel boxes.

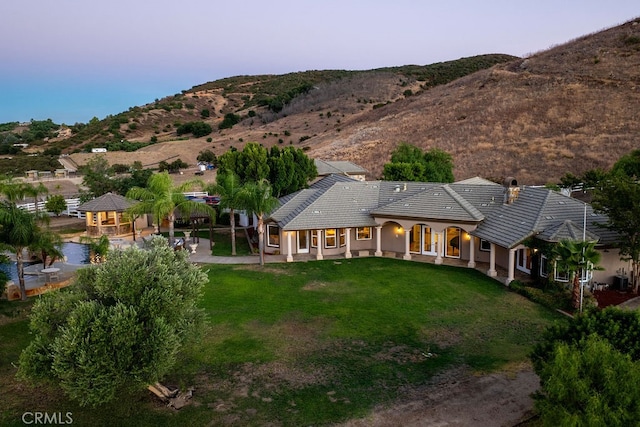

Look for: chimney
[503,177,519,204]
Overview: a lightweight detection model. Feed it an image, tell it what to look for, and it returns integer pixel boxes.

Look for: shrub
[177,121,212,138]
[509,280,572,311]
[219,113,241,130]
[0,269,8,297]
[45,194,67,216]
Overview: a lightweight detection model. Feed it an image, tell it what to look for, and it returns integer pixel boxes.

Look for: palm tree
[126,172,215,246]
[239,180,279,266]
[205,172,244,256]
[80,235,111,264]
[24,182,49,216]
[0,179,53,300]
[30,229,64,268]
[553,239,602,311]
[0,201,42,300]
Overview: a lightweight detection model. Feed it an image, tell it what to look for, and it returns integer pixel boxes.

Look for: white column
[506,248,516,285]
[345,228,352,259]
[316,229,324,260]
[467,236,476,268]
[488,243,497,277]
[435,231,444,265]
[286,231,293,262]
[403,229,412,260]
[375,225,382,257]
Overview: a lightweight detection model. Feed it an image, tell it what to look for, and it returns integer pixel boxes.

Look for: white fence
[18,198,84,218]
[17,193,210,218]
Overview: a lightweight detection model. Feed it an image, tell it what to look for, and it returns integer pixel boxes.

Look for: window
[356,227,371,240]
[540,255,548,278]
[325,228,337,248]
[554,261,569,282]
[445,227,461,258]
[517,248,532,274]
[479,239,491,252]
[553,261,593,283]
[311,230,318,248]
[339,228,346,247]
[267,225,280,247]
[409,225,421,253]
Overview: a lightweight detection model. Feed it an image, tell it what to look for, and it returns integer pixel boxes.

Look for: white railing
[183,191,208,198]
[17,192,211,218]
[17,198,85,218]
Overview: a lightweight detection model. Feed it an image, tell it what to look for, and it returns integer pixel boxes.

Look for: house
[314,159,368,181]
[263,175,628,287]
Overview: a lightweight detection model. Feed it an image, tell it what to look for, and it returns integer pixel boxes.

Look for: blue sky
[1,1,638,125]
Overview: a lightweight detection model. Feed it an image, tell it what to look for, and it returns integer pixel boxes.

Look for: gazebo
[77,193,143,237]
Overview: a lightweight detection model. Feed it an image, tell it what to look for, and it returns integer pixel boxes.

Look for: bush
[535,334,640,426]
[0,270,8,298]
[176,121,212,138]
[45,194,67,217]
[218,113,241,130]
[509,280,572,311]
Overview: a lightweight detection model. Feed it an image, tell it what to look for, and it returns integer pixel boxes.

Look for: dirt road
[340,365,539,427]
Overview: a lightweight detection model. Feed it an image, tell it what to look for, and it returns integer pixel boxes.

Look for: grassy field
[0,257,561,426]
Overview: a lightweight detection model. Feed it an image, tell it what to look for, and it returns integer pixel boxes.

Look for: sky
[1,1,638,125]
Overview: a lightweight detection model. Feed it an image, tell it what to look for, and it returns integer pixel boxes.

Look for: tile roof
[537,219,601,242]
[372,183,493,222]
[472,186,614,248]
[272,180,380,230]
[269,175,616,249]
[77,192,136,212]
[314,159,368,176]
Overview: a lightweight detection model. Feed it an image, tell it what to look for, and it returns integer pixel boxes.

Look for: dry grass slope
[63,17,640,185]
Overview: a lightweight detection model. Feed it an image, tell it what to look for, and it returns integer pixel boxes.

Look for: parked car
[204,196,220,205]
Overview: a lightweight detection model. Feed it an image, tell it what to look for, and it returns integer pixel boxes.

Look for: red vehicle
[204,196,220,205]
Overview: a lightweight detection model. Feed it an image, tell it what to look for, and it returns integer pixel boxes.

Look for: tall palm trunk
[230,208,236,256]
[257,215,265,266]
[16,249,27,301]
[168,212,176,247]
[572,272,581,310]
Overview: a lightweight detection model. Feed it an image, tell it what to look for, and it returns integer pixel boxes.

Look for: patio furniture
[41,267,60,282]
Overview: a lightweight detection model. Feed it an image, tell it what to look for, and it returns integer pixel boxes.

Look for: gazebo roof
[77,192,136,213]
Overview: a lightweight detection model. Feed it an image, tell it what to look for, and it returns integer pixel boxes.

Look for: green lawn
[172,227,253,256]
[0,258,562,426]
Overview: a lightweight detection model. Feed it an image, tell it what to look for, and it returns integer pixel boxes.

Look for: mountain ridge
[6,17,640,185]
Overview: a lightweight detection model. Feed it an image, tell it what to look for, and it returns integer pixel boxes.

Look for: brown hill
[67,18,640,185]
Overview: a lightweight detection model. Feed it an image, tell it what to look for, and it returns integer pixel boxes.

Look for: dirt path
[339,364,539,427]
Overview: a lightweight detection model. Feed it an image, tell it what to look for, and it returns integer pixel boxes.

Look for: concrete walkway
[619,295,640,310]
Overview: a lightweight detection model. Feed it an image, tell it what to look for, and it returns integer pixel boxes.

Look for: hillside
[4,18,640,185]
[306,17,640,183]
